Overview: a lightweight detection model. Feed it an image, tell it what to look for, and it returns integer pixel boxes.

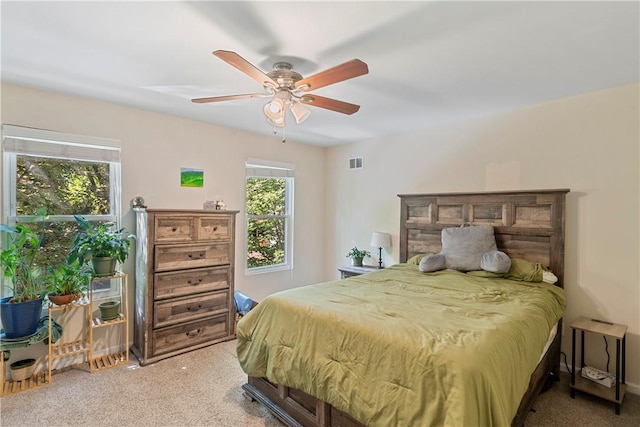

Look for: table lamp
[370,232,391,269]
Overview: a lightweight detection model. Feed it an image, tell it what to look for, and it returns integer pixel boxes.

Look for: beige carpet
[1,340,638,426]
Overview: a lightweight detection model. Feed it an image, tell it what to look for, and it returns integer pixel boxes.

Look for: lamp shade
[370,231,391,248]
[266,115,285,127]
[264,98,284,121]
[290,101,311,124]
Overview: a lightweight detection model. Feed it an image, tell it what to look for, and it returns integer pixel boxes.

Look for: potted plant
[68,215,133,277]
[45,258,93,306]
[346,247,371,267]
[0,215,47,339]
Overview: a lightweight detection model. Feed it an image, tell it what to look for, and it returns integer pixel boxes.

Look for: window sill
[245,264,293,275]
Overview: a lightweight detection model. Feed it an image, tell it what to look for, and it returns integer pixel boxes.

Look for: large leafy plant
[0,210,48,303]
[68,215,133,265]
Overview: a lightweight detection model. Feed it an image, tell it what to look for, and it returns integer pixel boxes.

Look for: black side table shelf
[570,316,627,414]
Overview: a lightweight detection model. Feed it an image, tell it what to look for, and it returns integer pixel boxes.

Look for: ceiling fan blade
[213,50,278,88]
[191,93,268,103]
[299,94,360,115]
[294,59,368,92]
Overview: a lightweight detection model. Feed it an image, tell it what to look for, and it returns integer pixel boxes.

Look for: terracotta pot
[48,293,79,306]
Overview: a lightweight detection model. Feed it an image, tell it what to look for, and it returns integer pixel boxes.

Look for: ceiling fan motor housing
[267,62,303,90]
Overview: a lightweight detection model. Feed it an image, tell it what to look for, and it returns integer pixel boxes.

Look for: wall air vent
[349,156,363,170]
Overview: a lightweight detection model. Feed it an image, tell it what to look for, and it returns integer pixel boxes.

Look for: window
[2,125,121,295]
[245,158,294,273]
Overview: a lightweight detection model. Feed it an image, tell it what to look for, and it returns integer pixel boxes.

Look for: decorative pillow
[542,271,558,284]
[470,259,559,284]
[407,253,432,265]
[504,258,544,282]
[441,224,498,271]
[480,250,511,273]
[418,253,446,272]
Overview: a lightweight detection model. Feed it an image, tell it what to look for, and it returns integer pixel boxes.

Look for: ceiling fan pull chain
[282,119,286,143]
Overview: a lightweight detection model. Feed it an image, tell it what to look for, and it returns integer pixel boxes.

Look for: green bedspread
[236,264,566,426]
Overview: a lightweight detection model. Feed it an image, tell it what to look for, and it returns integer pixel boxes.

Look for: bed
[237,189,569,427]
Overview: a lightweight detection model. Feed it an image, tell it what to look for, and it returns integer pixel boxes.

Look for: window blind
[2,124,120,162]
[245,157,295,178]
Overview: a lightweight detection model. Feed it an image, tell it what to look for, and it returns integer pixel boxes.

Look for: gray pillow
[418,253,446,272]
[480,250,511,273]
[441,224,498,271]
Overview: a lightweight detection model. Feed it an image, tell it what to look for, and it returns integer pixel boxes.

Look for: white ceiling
[1,1,638,147]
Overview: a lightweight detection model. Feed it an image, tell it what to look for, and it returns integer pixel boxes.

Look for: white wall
[2,82,638,393]
[324,84,640,391]
[0,83,327,367]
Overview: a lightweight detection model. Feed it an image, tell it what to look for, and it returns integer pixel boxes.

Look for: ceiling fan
[192,50,369,137]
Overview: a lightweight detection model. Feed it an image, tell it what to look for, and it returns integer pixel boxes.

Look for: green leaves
[68,216,133,265]
[346,247,371,259]
[45,258,92,297]
[0,216,47,302]
[246,177,287,268]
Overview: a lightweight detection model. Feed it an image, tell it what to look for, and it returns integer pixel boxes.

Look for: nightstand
[338,265,380,279]
[570,316,627,414]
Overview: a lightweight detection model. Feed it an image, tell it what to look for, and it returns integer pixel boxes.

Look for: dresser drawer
[154,243,231,272]
[152,315,229,356]
[154,266,230,300]
[197,216,232,241]
[155,216,194,243]
[153,290,230,328]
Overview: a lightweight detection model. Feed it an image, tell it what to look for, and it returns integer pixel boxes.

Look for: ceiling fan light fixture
[263,98,284,121]
[290,101,311,124]
[266,115,285,128]
[194,51,368,138]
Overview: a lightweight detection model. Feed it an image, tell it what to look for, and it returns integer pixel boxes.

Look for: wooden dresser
[131,208,238,365]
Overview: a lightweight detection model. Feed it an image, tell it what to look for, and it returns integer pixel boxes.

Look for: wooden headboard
[398,189,569,288]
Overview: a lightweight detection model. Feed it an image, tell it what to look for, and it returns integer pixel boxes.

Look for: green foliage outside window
[13,155,111,269]
[246,177,287,268]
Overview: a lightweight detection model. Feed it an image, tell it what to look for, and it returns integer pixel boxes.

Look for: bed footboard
[243,329,561,427]
[243,376,361,427]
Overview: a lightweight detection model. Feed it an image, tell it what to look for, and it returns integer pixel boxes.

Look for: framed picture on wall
[180,167,204,187]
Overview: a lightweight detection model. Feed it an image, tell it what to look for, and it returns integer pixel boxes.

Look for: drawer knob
[172,227,177,232]
[213,226,218,231]
[185,328,202,338]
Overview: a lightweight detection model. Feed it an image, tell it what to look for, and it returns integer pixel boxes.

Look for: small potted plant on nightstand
[68,216,134,277]
[346,247,371,267]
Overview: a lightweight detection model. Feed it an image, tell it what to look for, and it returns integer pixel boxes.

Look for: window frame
[1,125,122,297]
[245,159,294,274]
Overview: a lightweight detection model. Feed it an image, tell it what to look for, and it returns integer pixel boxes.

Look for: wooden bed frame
[242,189,569,427]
